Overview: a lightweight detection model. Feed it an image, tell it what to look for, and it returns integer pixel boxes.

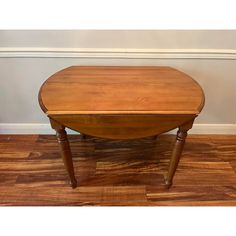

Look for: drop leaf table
[39,66,205,188]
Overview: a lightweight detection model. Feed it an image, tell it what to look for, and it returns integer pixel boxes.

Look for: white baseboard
[0,123,236,135]
[189,124,236,135]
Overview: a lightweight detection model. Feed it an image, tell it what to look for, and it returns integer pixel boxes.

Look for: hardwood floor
[0,134,236,206]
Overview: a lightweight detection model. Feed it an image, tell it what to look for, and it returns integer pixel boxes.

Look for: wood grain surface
[50,114,196,139]
[39,66,205,115]
[0,134,236,206]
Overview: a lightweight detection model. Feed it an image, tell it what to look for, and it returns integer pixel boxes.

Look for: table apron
[49,114,196,139]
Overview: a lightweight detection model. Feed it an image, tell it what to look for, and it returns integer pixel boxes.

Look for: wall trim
[1,123,236,135]
[1,47,236,59]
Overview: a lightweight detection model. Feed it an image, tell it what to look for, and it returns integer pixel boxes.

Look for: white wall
[1,30,236,49]
[0,30,236,134]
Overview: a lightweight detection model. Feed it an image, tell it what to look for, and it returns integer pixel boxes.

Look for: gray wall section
[0,30,236,125]
[1,30,236,49]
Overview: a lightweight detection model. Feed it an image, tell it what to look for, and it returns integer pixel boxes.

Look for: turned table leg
[164,120,194,188]
[50,119,77,188]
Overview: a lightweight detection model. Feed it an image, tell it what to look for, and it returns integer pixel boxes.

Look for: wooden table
[39,66,205,188]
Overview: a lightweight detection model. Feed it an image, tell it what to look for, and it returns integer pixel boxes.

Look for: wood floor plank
[0,186,147,206]
[0,134,236,206]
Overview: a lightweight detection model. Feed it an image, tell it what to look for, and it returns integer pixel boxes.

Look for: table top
[39,66,205,115]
